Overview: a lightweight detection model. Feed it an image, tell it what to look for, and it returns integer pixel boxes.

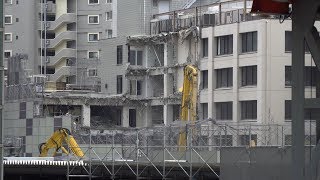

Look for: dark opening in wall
[91,106,122,128]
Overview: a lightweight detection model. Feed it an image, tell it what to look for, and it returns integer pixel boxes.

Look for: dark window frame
[216,102,233,120]
[202,38,208,57]
[240,100,257,120]
[117,45,123,65]
[241,31,257,53]
[201,70,208,89]
[216,35,233,56]
[116,75,122,94]
[241,66,257,87]
[285,66,318,87]
[216,68,233,88]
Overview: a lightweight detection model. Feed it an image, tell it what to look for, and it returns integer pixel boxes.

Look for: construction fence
[62,120,316,179]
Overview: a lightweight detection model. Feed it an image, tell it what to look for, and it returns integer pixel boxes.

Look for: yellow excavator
[178,65,198,151]
[39,128,84,158]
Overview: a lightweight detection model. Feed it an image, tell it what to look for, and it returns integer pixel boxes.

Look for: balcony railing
[151,9,261,35]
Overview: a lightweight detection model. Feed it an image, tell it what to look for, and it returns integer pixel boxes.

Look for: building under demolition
[2,0,320,179]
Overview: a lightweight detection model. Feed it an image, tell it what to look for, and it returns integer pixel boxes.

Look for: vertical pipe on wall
[44,0,47,78]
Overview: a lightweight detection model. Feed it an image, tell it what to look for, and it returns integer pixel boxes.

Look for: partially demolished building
[3,0,318,158]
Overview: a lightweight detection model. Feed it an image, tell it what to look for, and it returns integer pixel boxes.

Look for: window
[241,100,257,120]
[285,66,292,86]
[88,51,99,59]
[130,80,142,95]
[216,102,232,120]
[4,50,12,58]
[106,11,112,20]
[88,15,99,24]
[16,18,19,22]
[285,31,310,52]
[241,31,257,53]
[241,66,257,86]
[16,0,18,4]
[202,38,208,57]
[5,15,12,24]
[88,33,99,42]
[117,75,122,94]
[117,45,123,65]
[216,35,233,55]
[19,102,26,119]
[88,0,99,4]
[239,134,257,146]
[5,0,13,4]
[285,100,291,120]
[106,0,112,3]
[285,66,318,86]
[88,69,98,77]
[216,68,233,88]
[201,103,208,119]
[107,29,112,38]
[213,135,233,146]
[153,0,158,7]
[4,33,12,42]
[201,70,208,89]
[285,100,319,120]
[129,109,136,127]
[129,50,143,65]
[26,119,33,136]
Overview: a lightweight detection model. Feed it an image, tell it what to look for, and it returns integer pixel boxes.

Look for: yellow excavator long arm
[178,65,198,150]
[39,128,84,158]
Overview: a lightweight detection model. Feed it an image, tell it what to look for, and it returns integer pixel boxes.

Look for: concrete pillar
[82,105,90,127]
[144,106,152,127]
[257,21,268,125]
[208,28,214,118]
[164,105,173,125]
[122,106,129,127]
[233,23,240,123]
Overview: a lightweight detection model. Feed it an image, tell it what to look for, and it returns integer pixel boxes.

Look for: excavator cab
[39,128,84,158]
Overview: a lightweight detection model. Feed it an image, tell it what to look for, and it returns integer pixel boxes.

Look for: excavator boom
[178,65,198,150]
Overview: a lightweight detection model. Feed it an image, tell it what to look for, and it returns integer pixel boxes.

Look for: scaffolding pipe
[0,0,3,178]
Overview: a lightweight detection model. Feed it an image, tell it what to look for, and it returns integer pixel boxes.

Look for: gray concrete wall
[4,1,39,74]
[4,100,72,157]
[220,147,314,180]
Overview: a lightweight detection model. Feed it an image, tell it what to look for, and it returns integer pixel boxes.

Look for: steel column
[291,4,306,179]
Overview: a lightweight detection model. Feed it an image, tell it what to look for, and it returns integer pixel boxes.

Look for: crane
[39,128,84,158]
[178,65,198,151]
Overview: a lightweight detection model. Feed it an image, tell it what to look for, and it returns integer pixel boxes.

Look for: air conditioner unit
[46,57,50,63]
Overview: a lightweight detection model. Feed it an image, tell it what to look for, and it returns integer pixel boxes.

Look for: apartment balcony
[47,66,76,82]
[45,31,76,49]
[45,48,76,66]
[38,2,56,14]
[38,13,76,31]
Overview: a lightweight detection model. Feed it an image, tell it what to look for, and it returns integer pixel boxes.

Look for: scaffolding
[62,119,316,179]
